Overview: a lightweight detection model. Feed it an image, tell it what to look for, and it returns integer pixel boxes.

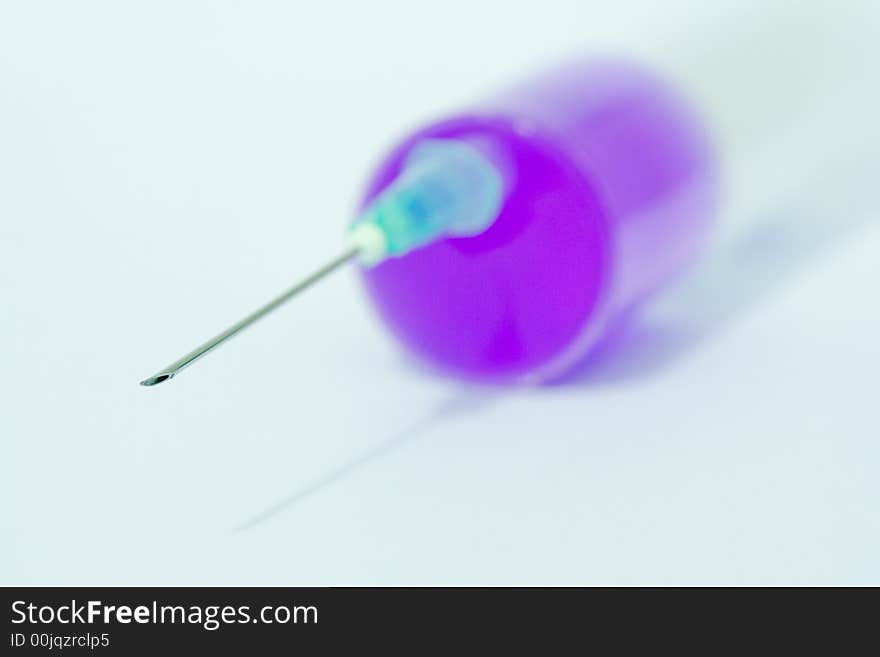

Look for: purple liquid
[358,58,718,382]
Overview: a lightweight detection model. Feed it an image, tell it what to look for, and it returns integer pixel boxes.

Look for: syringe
[141,57,717,386]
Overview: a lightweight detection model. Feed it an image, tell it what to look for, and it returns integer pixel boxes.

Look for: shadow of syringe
[235,149,878,530]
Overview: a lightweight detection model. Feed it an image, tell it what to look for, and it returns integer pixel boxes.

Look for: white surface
[2,1,879,585]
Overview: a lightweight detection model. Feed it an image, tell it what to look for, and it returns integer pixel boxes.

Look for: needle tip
[138,247,358,390]
[140,373,174,387]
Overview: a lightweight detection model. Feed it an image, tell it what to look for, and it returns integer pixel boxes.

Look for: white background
[2,1,878,584]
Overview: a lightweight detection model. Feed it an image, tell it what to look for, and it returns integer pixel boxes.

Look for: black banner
[1,587,871,653]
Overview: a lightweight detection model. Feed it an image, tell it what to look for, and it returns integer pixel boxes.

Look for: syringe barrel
[357,58,718,382]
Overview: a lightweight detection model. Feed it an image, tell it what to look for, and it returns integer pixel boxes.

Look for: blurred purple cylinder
[358,58,719,382]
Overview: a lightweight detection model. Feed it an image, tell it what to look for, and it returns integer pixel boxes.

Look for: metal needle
[140,247,359,386]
